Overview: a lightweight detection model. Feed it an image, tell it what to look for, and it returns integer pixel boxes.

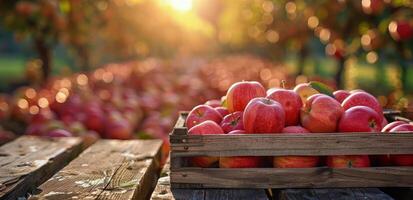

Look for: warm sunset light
[166,0,192,12]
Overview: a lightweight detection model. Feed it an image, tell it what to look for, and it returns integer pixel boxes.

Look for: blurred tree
[0,0,65,82]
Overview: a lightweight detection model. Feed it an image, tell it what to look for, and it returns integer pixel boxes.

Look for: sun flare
[166,0,192,12]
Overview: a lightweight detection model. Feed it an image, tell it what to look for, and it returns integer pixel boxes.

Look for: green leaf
[309,81,334,97]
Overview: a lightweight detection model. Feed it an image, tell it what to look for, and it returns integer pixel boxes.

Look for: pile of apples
[186,81,413,168]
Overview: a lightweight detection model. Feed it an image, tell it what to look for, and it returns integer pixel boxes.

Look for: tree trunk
[77,45,90,72]
[396,42,409,93]
[296,45,308,76]
[335,58,345,89]
[34,37,51,82]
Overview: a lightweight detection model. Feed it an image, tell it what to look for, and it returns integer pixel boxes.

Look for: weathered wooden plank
[152,158,269,200]
[279,188,394,200]
[31,139,162,200]
[170,112,188,136]
[171,167,413,188]
[0,136,83,200]
[170,133,413,156]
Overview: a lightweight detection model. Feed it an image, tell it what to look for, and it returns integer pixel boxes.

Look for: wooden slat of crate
[0,136,83,200]
[171,112,413,156]
[31,139,162,200]
[151,158,269,200]
[171,132,413,156]
[279,188,394,200]
[171,167,413,188]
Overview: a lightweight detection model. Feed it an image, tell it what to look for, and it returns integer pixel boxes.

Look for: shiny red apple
[186,105,222,129]
[243,97,285,133]
[226,81,266,113]
[274,126,319,168]
[267,89,302,126]
[215,106,229,117]
[188,120,224,167]
[341,92,383,118]
[220,112,244,133]
[382,121,407,132]
[300,94,343,133]
[220,156,263,168]
[333,90,350,103]
[327,155,370,168]
[338,106,382,132]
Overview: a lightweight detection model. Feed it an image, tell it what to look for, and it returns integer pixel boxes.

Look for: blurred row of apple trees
[0,0,412,94]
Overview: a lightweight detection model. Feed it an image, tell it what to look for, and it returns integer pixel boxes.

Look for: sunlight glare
[166,0,192,12]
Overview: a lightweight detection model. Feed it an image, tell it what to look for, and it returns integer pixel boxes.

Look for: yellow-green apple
[243,97,285,133]
[186,105,223,129]
[389,124,413,166]
[333,90,350,103]
[220,156,263,168]
[205,99,222,108]
[338,106,382,132]
[188,120,224,167]
[215,106,229,117]
[273,126,319,168]
[327,155,370,168]
[267,89,302,126]
[382,121,407,132]
[341,92,383,117]
[300,94,343,132]
[220,112,244,133]
[226,81,266,113]
[293,83,319,104]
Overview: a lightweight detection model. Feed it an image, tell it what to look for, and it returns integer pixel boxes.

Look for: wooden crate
[170,112,413,189]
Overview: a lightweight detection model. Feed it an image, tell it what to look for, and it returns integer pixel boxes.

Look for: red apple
[275,126,319,168]
[226,81,266,113]
[186,105,222,129]
[273,156,320,168]
[390,124,413,132]
[215,106,229,117]
[282,126,310,133]
[382,121,407,132]
[243,97,285,133]
[220,156,263,168]
[338,106,382,132]
[389,21,413,41]
[293,83,319,104]
[388,123,413,166]
[220,112,244,133]
[333,90,350,103]
[228,130,246,134]
[188,120,224,167]
[267,89,302,126]
[105,114,133,140]
[300,94,343,133]
[44,129,73,137]
[327,155,371,168]
[205,99,222,108]
[341,92,383,118]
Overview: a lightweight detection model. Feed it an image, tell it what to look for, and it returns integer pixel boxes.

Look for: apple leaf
[309,81,334,97]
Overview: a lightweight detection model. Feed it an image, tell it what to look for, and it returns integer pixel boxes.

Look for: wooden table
[0,136,163,200]
[151,159,399,200]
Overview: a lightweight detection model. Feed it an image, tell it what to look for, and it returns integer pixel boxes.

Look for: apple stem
[281,80,286,89]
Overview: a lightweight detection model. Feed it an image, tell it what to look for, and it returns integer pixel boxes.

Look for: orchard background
[0,0,412,154]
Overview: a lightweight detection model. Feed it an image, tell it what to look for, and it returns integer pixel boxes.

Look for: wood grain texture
[279,188,394,200]
[171,113,413,156]
[31,139,162,200]
[152,157,269,200]
[171,167,413,188]
[0,136,83,200]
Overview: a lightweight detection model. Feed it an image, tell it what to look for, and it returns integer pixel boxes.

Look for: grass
[0,56,71,92]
